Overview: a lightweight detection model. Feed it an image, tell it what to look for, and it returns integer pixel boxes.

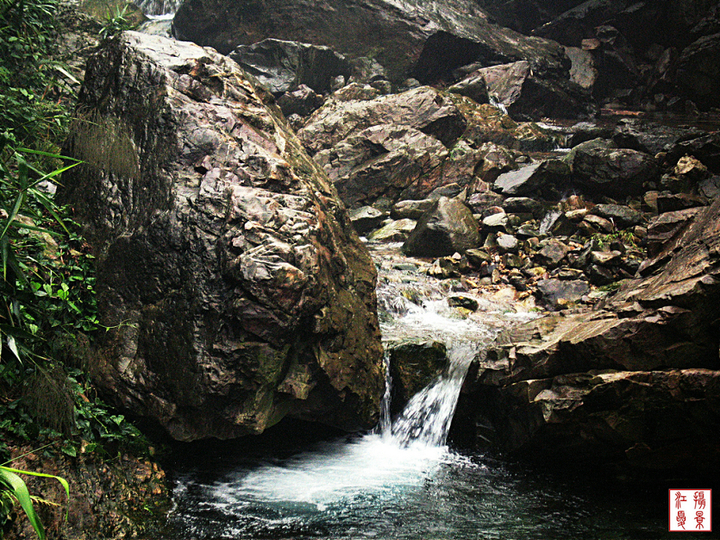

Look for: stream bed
[165,243,711,540]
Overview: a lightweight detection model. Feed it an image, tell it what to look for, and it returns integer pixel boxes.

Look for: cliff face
[59,32,385,441]
[172,0,572,85]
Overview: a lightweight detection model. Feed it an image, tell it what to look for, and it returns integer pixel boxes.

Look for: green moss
[70,111,140,180]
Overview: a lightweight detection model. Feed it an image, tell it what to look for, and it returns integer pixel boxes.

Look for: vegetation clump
[0,0,159,535]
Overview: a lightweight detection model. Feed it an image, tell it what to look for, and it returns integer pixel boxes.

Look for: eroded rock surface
[461,198,720,471]
[59,32,384,441]
[172,0,570,86]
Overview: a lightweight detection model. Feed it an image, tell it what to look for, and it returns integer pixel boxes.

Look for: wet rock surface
[457,197,720,472]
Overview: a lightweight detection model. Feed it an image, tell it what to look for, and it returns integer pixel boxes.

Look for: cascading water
[390,341,476,447]
[136,0,181,17]
[167,242,675,540]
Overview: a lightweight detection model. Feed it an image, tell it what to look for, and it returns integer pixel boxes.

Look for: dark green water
[165,427,717,540]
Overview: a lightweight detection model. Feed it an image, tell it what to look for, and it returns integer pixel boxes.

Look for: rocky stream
[18,0,720,537]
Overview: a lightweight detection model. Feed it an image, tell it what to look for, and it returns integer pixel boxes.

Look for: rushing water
[166,242,706,540]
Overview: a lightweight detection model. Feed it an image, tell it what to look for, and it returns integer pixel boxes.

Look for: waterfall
[390,342,476,447]
[169,243,540,536]
[137,0,181,17]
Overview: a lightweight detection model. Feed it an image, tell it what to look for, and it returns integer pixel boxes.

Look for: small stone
[466,248,491,266]
[581,214,614,233]
[565,208,588,221]
[553,268,585,280]
[591,250,622,266]
[448,296,479,311]
[673,154,709,181]
[496,233,519,253]
[535,239,570,267]
[483,211,508,228]
[590,204,643,228]
[503,253,524,268]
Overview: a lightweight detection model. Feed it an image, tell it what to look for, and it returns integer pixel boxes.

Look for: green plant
[0,0,70,150]
[592,229,637,250]
[0,145,82,365]
[99,4,133,41]
[0,464,69,540]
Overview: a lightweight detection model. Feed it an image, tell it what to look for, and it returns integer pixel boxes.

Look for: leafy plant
[0,145,82,365]
[0,0,69,150]
[0,464,69,540]
[99,4,134,41]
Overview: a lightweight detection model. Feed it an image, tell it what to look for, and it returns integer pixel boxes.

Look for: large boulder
[313,123,448,209]
[569,141,660,197]
[402,197,481,257]
[228,38,352,96]
[298,86,467,155]
[472,60,594,118]
[172,0,571,86]
[511,0,720,109]
[675,32,720,111]
[472,368,720,471]
[59,32,385,441]
[388,340,449,415]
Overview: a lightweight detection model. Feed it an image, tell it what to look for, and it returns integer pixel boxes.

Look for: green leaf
[5,335,20,362]
[0,467,46,539]
[0,466,70,508]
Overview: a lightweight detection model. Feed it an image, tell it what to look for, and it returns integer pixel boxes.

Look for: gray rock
[59,32,384,441]
[565,46,597,89]
[391,199,436,220]
[313,123,448,208]
[367,218,416,242]
[493,159,570,197]
[229,38,352,95]
[474,60,594,118]
[403,197,481,257]
[675,32,720,111]
[613,118,705,156]
[496,233,519,253]
[502,197,547,219]
[590,204,643,228]
[299,86,467,155]
[642,207,705,265]
[482,210,508,229]
[656,192,708,214]
[571,143,660,197]
[699,175,720,199]
[536,278,589,310]
[448,295,480,311]
[535,239,570,267]
[173,0,571,86]
[349,206,388,235]
[277,84,325,117]
[388,341,448,414]
[448,73,489,104]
